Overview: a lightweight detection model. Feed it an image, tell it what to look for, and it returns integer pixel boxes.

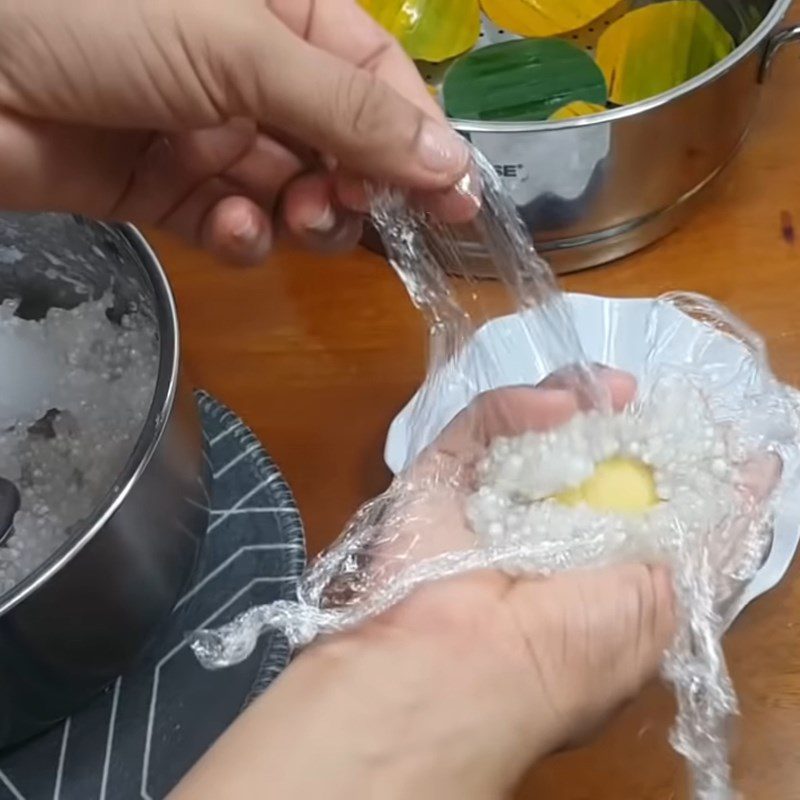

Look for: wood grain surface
[149,12,800,798]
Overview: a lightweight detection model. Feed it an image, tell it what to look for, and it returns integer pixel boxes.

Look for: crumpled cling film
[192,148,800,799]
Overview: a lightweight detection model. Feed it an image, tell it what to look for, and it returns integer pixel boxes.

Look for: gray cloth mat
[0,391,307,799]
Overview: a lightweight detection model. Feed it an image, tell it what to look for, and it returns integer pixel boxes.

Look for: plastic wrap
[192,148,800,799]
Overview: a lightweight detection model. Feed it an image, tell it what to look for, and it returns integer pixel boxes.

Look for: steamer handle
[760,25,800,82]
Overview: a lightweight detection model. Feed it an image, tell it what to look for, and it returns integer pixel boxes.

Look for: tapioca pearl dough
[0,296,158,593]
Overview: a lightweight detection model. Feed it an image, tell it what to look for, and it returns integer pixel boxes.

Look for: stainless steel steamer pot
[0,214,208,749]
[367,0,800,275]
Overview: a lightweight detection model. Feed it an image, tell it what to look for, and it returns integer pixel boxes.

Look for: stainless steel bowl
[0,214,208,748]
[368,0,800,275]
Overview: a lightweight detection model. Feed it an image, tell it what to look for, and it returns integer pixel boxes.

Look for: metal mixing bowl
[0,214,208,748]
[367,0,800,275]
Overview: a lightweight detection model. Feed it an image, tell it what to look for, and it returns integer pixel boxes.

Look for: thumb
[233,19,470,190]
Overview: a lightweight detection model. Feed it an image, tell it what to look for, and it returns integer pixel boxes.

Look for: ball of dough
[555,457,659,514]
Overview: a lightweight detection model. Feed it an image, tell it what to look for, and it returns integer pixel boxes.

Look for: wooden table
[149,27,800,800]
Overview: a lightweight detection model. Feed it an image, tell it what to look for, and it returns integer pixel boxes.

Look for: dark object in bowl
[0,477,20,546]
[0,213,208,749]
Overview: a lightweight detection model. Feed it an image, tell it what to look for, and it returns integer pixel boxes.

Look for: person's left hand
[0,0,474,265]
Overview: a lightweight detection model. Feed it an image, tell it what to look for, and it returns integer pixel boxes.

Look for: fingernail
[231,212,259,245]
[417,119,469,175]
[230,212,272,262]
[454,160,482,202]
[305,205,337,235]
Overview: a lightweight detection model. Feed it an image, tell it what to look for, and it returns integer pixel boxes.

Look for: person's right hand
[0,0,473,264]
[174,370,678,800]
[175,368,780,800]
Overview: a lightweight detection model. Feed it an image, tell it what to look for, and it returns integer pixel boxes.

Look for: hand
[0,0,473,264]
[326,369,677,793]
[173,370,677,800]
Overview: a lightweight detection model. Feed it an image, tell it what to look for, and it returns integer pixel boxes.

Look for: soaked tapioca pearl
[0,297,158,594]
[468,378,752,569]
